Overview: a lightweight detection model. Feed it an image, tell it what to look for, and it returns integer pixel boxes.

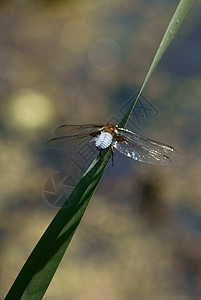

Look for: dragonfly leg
[111,145,114,167]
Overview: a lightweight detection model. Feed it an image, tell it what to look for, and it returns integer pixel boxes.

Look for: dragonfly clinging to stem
[47,124,176,166]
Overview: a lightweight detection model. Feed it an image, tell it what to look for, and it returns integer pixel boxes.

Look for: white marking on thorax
[94,132,113,149]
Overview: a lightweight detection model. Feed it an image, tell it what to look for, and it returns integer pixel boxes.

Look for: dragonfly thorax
[94,132,113,150]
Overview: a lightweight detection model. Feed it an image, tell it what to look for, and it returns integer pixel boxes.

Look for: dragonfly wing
[48,124,103,151]
[113,140,173,166]
[47,133,96,151]
[117,128,176,158]
[55,124,104,136]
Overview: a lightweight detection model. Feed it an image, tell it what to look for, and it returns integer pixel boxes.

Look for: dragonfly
[47,124,176,166]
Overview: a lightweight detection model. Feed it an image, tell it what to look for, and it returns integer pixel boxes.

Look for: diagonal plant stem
[119,0,195,128]
[5,1,195,299]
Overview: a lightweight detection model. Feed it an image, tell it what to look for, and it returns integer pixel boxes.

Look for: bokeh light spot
[88,38,121,71]
[7,90,55,130]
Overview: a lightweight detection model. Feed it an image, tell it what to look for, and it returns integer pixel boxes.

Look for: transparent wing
[55,124,104,136]
[47,134,96,151]
[114,128,176,166]
[47,124,102,151]
[118,128,176,157]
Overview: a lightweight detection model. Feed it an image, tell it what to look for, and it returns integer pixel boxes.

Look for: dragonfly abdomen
[95,132,113,150]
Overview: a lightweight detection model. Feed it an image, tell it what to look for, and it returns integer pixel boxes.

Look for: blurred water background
[0,1,201,299]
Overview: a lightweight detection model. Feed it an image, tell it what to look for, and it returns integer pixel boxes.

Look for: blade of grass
[5,149,112,300]
[119,0,195,128]
[5,0,195,299]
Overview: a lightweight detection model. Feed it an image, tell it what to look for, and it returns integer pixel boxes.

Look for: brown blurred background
[0,0,201,299]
